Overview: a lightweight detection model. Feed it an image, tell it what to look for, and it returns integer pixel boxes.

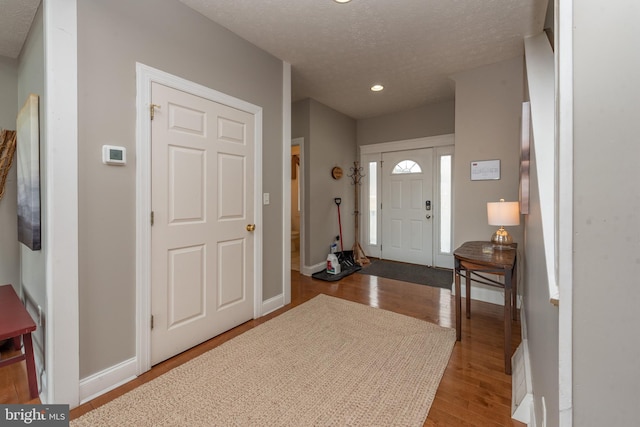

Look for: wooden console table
[454,241,517,374]
[0,284,38,398]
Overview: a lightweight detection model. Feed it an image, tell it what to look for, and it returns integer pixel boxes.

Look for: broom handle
[337,204,344,252]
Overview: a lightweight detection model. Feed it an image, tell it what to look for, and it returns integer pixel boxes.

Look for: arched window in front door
[391,160,422,174]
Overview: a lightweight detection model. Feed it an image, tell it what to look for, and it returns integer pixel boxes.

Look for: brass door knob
[246,224,256,232]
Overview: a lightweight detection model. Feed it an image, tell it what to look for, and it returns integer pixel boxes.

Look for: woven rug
[71,294,455,427]
[359,259,453,290]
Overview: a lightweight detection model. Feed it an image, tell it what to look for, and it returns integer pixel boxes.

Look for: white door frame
[359,134,455,267]
[135,63,263,374]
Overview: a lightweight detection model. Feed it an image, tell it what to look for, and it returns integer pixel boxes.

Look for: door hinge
[150,211,154,226]
[151,315,154,330]
[150,103,161,120]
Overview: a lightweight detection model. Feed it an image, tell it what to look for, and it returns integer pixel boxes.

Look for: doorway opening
[291,144,301,271]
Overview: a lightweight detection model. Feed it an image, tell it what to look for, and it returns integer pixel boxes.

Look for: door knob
[426,214,431,219]
[246,224,256,232]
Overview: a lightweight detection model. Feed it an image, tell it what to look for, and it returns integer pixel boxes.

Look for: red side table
[0,284,39,399]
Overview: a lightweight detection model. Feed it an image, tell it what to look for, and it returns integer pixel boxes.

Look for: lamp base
[491,226,513,249]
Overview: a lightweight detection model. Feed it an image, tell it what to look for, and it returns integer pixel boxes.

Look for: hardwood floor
[1,271,524,426]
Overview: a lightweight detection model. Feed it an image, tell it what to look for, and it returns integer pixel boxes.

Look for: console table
[0,284,38,398]
[453,241,517,374]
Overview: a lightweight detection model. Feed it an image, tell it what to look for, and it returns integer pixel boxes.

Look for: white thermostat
[102,145,126,165]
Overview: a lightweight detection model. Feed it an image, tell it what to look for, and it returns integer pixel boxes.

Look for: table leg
[455,265,461,341]
[22,333,39,399]
[504,268,513,375]
[465,270,471,319]
[512,258,518,321]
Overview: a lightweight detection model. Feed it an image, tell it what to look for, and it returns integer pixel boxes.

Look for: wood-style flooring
[1,271,524,426]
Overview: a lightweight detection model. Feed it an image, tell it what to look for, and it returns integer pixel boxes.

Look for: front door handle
[246,224,256,232]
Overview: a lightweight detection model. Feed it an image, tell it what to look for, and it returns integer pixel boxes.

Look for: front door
[150,82,255,365]
[381,148,433,265]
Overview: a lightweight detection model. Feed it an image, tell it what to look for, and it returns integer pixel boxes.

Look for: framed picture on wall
[519,101,531,215]
[17,94,41,251]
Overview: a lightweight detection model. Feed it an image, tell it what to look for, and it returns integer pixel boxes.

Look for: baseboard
[301,261,325,277]
[79,357,137,404]
[452,282,523,308]
[261,294,284,316]
[512,339,533,424]
[452,283,504,306]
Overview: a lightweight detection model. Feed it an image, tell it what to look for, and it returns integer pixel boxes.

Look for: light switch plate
[263,193,270,205]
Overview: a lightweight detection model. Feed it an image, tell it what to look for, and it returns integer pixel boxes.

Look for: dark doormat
[312,264,362,282]
[358,259,453,290]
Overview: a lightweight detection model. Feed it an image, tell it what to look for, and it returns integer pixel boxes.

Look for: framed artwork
[17,94,41,250]
[519,101,531,214]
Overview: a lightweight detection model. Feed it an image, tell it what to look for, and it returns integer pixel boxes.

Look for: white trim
[282,62,292,306]
[524,34,557,303]
[359,153,381,258]
[135,63,263,376]
[434,145,454,268]
[511,340,533,424]
[43,0,79,406]
[454,283,506,306]
[301,260,325,277]
[556,1,573,423]
[79,357,137,404]
[261,294,285,316]
[359,134,454,155]
[452,280,522,308]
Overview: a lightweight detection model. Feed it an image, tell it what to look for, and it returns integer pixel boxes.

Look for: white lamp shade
[487,200,520,226]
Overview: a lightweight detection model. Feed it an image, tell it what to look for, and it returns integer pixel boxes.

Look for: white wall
[572,1,640,425]
[0,56,19,290]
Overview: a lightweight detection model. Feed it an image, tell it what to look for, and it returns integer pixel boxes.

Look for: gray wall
[0,56,19,290]
[523,131,559,426]
[292,99,357,267]
[572,0,640,424]
[451,57,524,249]
[77,0,284,378]
[17,3,46,326]
[357,99,455,146]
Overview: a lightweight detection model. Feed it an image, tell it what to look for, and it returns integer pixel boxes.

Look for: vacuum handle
[334,197,342,206]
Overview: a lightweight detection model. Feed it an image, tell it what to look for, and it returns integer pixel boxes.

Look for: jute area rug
[72,294,455,427]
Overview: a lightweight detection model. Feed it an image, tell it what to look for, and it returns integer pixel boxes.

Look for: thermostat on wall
[102,145,126,165]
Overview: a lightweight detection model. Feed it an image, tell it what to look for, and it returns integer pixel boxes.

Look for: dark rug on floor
[311,264,362,282]
[358,259,453,290]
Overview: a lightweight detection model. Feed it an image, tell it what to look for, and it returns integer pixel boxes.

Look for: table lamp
[487,199,520,248]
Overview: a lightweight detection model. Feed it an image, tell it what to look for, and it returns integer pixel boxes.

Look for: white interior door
[381,149,433,265]
[150,82,255,365]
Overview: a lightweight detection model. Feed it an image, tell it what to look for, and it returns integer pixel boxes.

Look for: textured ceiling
[0,0,39,59]
[179,0,548,119]
[0,0,547,119]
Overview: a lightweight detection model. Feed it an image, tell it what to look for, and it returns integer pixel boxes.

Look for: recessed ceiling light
[370,84,384,92]
[334,0,352,3]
